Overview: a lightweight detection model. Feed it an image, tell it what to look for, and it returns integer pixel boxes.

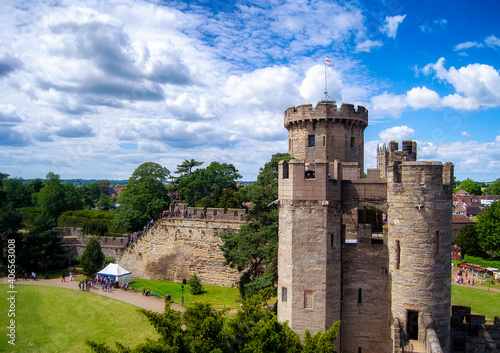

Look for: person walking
[62,273,66,282]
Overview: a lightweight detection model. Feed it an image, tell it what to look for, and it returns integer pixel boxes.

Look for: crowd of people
[455,267,486,285]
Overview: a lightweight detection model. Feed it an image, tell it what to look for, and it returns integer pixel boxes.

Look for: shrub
[187,274,203,295]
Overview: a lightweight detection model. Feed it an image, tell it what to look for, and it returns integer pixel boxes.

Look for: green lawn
[451,285,500,322]
[130,279,241,309]
[0,284,158,352]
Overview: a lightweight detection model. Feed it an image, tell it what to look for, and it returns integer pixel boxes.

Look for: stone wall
[118,217,244,287]
[60,227,128,260]
[341,225,392,353]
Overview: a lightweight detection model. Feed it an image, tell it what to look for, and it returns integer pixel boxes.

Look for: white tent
[97,263,132,285]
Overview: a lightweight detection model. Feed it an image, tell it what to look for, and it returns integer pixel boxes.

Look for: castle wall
[387,161,454,352]
[118,218,243,287]
[341,225,392,353]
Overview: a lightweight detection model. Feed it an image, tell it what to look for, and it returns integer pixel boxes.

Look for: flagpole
[324,58,328,100]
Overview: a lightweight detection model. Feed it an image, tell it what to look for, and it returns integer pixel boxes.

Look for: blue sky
[0,0,499,182]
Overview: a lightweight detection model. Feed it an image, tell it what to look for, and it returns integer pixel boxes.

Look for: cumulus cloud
[406,86,441,109]
[379,126,415,141]
[370,93,407,118]
[380,15,406,39]
[0,52,22,77]
[300,65,342,102]
[0,104,22,124]
[461,131,470,138]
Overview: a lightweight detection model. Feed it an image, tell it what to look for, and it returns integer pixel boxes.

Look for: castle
[276,101,453,352]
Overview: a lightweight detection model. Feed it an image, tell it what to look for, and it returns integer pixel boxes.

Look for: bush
[187,274,203,295]
[103,257,115,267]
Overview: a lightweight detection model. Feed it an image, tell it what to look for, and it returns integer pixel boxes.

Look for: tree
[96,194,112,210]
[458,178,482,195]
[477,200,500,256]
[175,161,242,207]
[32,172,84,221]
[220,153,291,297]
[187,274,203,295]
[0,173,23,266]
[486,179,500,195]
[80,238,105,278]
[175,159,203,177]
[86,289,339,353]
[453,224,483,256]
[115,162,170,231]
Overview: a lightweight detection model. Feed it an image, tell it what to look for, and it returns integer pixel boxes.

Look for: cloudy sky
[1,0,499,182]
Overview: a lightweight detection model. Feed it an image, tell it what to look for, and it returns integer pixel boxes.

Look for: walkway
[0,276,186,313]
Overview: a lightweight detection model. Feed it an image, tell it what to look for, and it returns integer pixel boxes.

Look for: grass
[130,279,241,309]
[0,284,159,352]
[451,285,500,322]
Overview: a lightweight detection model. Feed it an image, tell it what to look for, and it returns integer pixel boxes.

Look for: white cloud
[461,131,470,138]
[355,39,383,53]
[299,65,342,102]
[420,18,447,33]
[370,93,407,118]
[405,86,441,109]
[428,57,500,108]
[485,35,500,48]
[380,15,406,39]
[379,126,415,141]
[453,41,484,51]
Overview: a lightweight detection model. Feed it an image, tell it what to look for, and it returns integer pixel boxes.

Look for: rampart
[59,227,128,260]
[284,102,368,127]
[118,216,245,287]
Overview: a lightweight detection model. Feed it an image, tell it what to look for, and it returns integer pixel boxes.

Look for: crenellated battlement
[284,102,368,128]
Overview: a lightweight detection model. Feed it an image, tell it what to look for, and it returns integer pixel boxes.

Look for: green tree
[17,211,63,271]
[187,274,203,295]
[0,173,23,266]
[477,200,500,256]
[175,159,204,177]
[220,153,291,297]
[86,289,339,353]
[32,172,84,221]
[96,180,110,195]
[96,194,112,210]
[453,224,482,256]
[115,162,170,231]
[176,161,242,207]
[3,177,31,208]
[486,179,500,195]
[458,178,482,195]
[80,238,105,278]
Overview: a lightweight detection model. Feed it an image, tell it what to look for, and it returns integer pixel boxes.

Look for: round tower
[284,101,368,178]
[387,161,454,352]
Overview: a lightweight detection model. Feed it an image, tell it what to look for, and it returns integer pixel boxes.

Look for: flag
[325,57,334,66]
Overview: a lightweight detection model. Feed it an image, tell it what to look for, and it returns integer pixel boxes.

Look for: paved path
[451,268,500,293]
[0,276,186,313]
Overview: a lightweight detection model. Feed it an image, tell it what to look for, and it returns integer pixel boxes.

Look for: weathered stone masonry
[277,101,453,353]
[118,212,244,287]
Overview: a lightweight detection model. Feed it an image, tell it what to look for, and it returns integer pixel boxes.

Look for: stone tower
[277,101,368,334]
[277,101,453,352]
[377,140,417,178]
[387,161,454,352]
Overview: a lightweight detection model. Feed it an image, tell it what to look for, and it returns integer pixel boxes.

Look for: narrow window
[282,287,287,302]
[395,240,400,270]
[358,288,362,304]
[304,291,313,308]
[436,231,440,254]
[282,161,289,179]
[323,136,326,146]
[308,135,315,147]
[350,137,355,147]
[330,233,334,248]
[358,348,362,353]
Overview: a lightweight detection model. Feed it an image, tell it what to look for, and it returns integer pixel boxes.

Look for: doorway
[407,310,419,340]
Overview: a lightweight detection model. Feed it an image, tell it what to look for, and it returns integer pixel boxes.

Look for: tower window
[304,291,313,308]
[395,240,401,270]
[351,137,355,147]
[308,135,315,147]
[330,233,334,248]
[282,287,287,302]
[358,288,362,304]
[323,136,326,147]
[436,231,440,254]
